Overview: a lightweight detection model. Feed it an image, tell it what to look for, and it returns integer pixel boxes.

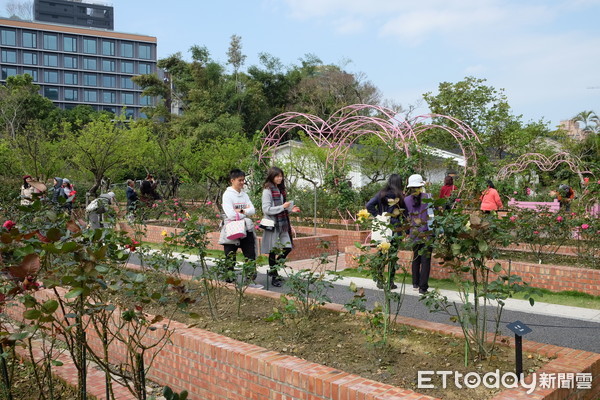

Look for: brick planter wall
[345,247,600,296]
[7,287,600,400]
[118,222,339,261]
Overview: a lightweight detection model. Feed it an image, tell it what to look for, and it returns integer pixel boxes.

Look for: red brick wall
[344,247,600,297]
[118,223,339,261]
[8,288,599,400]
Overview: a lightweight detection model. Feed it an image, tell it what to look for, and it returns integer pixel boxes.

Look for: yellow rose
[357,209,371,221]
[161,230,167,237]
[377,241,391,253]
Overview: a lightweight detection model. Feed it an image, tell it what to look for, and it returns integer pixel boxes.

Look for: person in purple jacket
[404,174,433,294]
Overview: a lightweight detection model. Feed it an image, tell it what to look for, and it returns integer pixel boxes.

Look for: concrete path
[131,250,600,353]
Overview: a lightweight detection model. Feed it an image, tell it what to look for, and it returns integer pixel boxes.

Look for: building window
[121,76,134,89]
[64,55,78,68]
[44,70,59,84]
[23,52,38,65]
[43,54,58,67]
[102,75,116,88]
[138,44,151,59]
[64,72,78,85]
[102,40,114,56]
[83,38,96,54]
[122,92,134,105]
[64,89,78,101]
[83,57,97,70]
[1,67,17,79]
[103,91,116,103]
[44,87,59,100]
[23,32,36,48]
[83,73,97,86]
[140,96,152,106]
[138,63,151,74]
[63,36,77,52]
[1,29,16,46]
[121,61,134,74]
[23,69,38,81]
[43,34,58,50]
[1,50,17,63]
[102,59,115,72]
[124,108,134,118]
[103,107,116,114]
[120,42,133,58]
[84,90,97,102]
[83,90,98,103]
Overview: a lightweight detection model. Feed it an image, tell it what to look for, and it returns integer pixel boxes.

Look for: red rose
[2,220,15,230]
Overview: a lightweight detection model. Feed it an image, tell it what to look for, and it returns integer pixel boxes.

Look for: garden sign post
[506,320,532,377]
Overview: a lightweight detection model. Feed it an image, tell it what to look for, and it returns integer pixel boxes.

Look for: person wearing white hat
[86,192,116,229]
[404,174,433,294]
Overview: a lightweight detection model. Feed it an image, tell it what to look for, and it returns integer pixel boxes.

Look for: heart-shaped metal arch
[257,104,482,195]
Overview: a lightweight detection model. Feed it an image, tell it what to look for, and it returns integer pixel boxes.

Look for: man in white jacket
[219,169,261,288]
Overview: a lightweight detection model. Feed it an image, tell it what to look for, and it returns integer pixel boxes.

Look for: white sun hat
[407,174,426,188]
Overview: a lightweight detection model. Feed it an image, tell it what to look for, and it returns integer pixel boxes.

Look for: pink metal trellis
[256,104,482,194]
[496,152,593,182]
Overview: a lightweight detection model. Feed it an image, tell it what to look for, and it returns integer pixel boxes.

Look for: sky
[3,0,600,128]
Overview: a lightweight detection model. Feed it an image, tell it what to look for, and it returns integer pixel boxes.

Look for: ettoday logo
[417,370,593,394]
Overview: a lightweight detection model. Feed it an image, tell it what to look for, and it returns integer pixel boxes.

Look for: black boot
[271,275,284,287]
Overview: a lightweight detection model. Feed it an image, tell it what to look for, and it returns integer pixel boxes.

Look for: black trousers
[268,247,292,276]
[411,242,432,291]
[223,232,256,262]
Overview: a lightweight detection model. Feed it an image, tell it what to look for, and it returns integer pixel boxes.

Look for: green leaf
[478,241,489,252]
[46,228,62,242]
[492,263,502,273]
[24,309,42,320]
[529,298,535,306]
[65,287,84,299]
[95,265,109,273]
[61,242,78,252]
[51,360,64,366]
[8,332,30,341]
[41,300,59,314]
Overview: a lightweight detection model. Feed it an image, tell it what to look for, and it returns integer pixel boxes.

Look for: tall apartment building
[0,0,157,118]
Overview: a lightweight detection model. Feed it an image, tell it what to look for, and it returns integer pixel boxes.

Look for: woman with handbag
[261,167,300,287]
[218,169,261,287]
[365,173,406,289]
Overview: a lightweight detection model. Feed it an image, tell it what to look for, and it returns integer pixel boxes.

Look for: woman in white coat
[261,167,300,287]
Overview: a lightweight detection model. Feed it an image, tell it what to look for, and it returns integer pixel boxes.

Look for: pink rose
[164,212,170,215]
[584,177,589,184]
[255,225,260,230]
[581,224,590,230]
[177,218,183,222]
[556,216,563,222]
[513,191,518,195]
[207,201,213,205]
[597,180,600,185]
[216,214,221,218]
[152,203,158,208]
[571,212,576,216]
[174,203,179,206]
[533,231,539,234]
[509,216,517,222]
[173,213,177,217]
[2,220,15,230]
[455,198,461,202]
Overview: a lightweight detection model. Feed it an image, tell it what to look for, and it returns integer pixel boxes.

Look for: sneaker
[412,286,419,292]
[271,276,284,287]
[419,289,428,294]
[248,283,264,289]
[390,283,398,289]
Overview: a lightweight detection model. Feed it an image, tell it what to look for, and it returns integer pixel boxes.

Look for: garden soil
[119,275,551,400]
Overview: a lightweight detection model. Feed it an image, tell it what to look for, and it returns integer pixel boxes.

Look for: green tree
[67,114,150,197]
[0,74,54,139]
[423,76,541,159]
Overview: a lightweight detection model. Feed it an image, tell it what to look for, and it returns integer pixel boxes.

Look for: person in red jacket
[480,180,503,213]
[439,175,457,199]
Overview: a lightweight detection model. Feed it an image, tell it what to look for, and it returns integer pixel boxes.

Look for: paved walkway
[144,250,600,324]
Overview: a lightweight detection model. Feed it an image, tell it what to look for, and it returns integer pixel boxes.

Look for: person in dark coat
[365,174,407,289]
[51,177,64,204]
